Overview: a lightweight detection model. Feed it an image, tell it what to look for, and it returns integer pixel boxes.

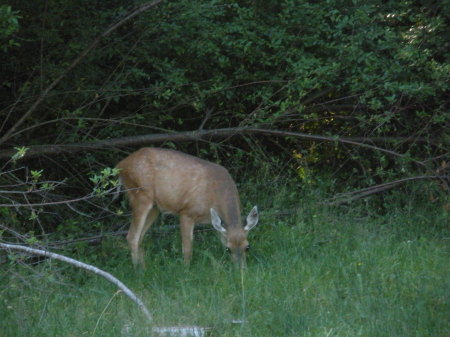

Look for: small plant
[89,167,120,197]
[30,170,43,183]
[11,146,28,162]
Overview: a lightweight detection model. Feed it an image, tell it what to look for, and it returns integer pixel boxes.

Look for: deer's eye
[226,247,231,253]
[245,245,250,251]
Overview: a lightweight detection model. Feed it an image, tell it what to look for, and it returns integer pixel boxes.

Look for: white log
[0,243,152,321]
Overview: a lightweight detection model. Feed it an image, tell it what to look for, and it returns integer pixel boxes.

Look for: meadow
[1,181,449,337]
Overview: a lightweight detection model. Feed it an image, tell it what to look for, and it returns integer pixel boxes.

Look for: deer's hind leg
[137,206,160,267]
[127,191,155,268]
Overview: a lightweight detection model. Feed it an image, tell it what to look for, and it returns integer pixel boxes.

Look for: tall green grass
[1,180,449,336]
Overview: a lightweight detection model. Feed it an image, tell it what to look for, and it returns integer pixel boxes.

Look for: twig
[0,193,99,207]
[92,290,122,337]
[0,243,152,321]
[0,186,125,207]
[198,107,214,131]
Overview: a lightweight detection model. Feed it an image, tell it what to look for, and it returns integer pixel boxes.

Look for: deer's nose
[232,249,247,269]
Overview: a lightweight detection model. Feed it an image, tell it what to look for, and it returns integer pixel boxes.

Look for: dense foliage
[0,0,448,233]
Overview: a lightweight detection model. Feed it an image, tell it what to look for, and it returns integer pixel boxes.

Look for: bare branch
[0,243,152,321]
[0,185,123,207]
[0,192,100,207]
[198,107,214,131]
[0,128,432,170]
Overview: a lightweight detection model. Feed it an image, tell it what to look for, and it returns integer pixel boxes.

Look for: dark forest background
[0,0,448,236]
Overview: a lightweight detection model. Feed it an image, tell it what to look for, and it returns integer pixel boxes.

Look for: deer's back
[116,148,241,224]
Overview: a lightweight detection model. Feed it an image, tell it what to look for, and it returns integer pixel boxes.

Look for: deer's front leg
[180,215,195,264]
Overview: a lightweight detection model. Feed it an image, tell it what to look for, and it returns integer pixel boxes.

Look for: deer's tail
[112,176,123,201]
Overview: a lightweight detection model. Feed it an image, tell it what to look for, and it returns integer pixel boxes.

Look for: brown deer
[115,148,259,268]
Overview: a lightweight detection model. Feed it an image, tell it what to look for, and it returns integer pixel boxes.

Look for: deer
[115,147,259,268]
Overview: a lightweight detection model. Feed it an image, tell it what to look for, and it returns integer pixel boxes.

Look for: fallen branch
[0,128,429,170]
[0,243,152,322]
[324,175,447,205]
[41,224,211,249]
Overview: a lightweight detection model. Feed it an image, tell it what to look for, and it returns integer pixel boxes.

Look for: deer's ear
[244,206,259,231]
[210,208,227,234]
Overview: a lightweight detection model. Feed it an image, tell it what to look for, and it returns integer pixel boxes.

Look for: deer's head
[210,206,259,268]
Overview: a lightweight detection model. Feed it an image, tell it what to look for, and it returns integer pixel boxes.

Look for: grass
[1,182,449,337]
